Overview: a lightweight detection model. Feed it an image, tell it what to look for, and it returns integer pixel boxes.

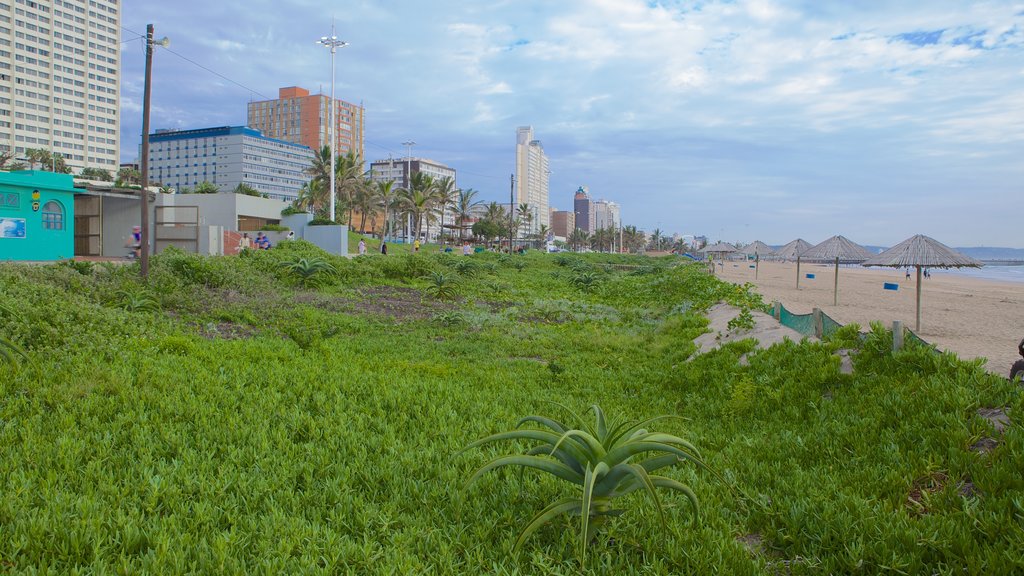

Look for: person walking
[413,239,420,253]
[358,238,366,255]
[380,241,388,255]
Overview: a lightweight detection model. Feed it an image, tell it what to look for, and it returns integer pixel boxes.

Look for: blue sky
[122,1,1024,247]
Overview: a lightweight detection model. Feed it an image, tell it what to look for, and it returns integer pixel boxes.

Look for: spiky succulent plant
[463,404,712,567]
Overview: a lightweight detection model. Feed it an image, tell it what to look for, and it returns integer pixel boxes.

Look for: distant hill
[955,247,1024,261]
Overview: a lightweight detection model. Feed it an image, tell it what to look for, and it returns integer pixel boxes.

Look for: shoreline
[713,260,1023,375]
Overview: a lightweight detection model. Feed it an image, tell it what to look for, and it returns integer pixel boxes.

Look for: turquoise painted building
[0,171,79,261]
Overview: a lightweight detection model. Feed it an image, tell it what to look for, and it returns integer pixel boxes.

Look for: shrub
[421,271,459,301]
[278,256,336,287]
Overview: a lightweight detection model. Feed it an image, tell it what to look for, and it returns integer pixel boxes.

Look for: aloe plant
[279,256,336,287]
[463,405,712,567]
[114,289,160,313]
[422,271,460,301]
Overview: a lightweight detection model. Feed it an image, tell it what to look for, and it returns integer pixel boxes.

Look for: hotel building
[514,126,549,233]
[247,86,364,162]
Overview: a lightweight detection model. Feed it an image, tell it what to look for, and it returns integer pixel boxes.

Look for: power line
[121,26,272,100]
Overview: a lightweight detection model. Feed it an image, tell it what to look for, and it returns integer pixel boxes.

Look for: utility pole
[139,24,161,278]
[509,174,515,253]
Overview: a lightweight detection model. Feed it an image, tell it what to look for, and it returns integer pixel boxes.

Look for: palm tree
[455,188,482,240]
[401,172,436,242]
[294,179,327,215]
[568,228,590,252]
[622,225,644,253]
[517,203,533,239]
[372,180,398,240]
[355,178,378,234]
[649,228,664,251]
[337,150,366,226]
[433,176,457,245]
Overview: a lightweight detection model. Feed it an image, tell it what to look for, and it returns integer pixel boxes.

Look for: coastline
[714,260,1023,375]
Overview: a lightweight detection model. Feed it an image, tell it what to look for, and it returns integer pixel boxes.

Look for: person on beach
[906,269,911,280]
[358,238,366,256]
[1011,337,1024,382]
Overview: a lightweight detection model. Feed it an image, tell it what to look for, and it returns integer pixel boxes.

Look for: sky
[121,1,1024,247]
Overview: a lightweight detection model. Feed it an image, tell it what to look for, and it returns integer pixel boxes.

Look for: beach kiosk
[0,171,79,261]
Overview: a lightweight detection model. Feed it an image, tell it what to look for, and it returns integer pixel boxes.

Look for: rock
[835,349,855,375]
[977,407,1010,433]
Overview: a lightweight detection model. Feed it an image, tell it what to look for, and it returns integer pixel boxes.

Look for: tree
[294,179,327,217]
[116,167,141,187]
[401,172,436,242]
[648,228,664,251]
[354,178,377,234]
[337,150,365,226]
[473,202,508,243]
[433,176,457,244]
[188,181,220,194]
[455,188,482,240]
[534,224,551,248]
[373,180,399,240]
[622,225,645,253]
[24,148,70,173]
[517,203,533,240]
[233,183,263,197]
[0,150,25,171]
[80,167,113,181]
[568,228,590,252]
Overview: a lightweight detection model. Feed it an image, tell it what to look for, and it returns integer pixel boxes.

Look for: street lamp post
[317,29,348,222]
[402,140,415,243]
[139,24,168,279]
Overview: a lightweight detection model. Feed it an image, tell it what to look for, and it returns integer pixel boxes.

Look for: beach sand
[714,260,1023,375]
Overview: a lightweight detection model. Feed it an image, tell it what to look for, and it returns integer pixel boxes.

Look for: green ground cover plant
[0,248,1020,574]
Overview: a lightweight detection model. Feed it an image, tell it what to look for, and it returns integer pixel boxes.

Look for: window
[41,199,63,230]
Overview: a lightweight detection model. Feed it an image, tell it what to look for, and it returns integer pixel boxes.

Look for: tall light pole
[139,24,168,279]
[317,29,348,222]
[402,140,415,243]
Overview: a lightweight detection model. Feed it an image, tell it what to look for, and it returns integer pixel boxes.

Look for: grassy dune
[0,244,1020,574]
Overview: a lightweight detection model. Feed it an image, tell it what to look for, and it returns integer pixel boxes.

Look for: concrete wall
[156,193,290,229]
[303,224,348,255]
[100,196,143,258]
[0,171,77,261]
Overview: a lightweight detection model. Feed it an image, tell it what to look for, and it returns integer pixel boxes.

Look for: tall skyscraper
[514,126,549,233]
[593,199,620,230]
[247,86,365,161]
[0,0,121,171]
[573,186,594,233]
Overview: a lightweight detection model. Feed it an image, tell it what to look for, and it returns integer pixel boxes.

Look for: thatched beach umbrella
[741,240,775,278]
[800,235,874,305]
[862,234,982,332]
[703,242,737,274]
[776,238,813,288]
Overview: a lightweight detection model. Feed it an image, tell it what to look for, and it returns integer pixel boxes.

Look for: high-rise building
[247,86,364,161]
[515,126,549,233]
[593,199,621,230]
[0,0,121,172]
[573,186,594,233]
[550,210,575,239]
[146,126,315,201]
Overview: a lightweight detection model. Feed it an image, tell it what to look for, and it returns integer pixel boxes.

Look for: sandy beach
[714,260,1023,375]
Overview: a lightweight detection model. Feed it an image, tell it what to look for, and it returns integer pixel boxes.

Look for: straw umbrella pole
[862,234,982,332]
[800,235,873,306]
[776,239,812,289]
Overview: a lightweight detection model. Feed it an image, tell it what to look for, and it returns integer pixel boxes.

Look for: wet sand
[714,260,1023,375]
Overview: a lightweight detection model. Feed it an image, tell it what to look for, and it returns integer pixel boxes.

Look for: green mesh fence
[779,305,815,337]
[821,312,842,338]
[774,303,931,349]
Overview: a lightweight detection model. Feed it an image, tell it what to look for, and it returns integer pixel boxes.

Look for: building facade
[0,170,78,260]
[550,210,575,239]
[515,126,549,234]
[593,199,620,230]
[247,86,365,162]
[369,156,457,240]
[0,0,121,172]
[146,126,315,201]
[573,186,594,233]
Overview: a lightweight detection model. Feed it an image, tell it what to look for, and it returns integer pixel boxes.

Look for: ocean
[936,264,1024,284]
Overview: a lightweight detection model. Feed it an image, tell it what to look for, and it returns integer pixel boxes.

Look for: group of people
[905,268,932,279]
[357,237,479,257]
[238,232,273,251]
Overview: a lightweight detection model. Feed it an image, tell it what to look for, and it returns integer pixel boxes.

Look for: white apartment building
[593,199,621,230]
[146,126,314,201]
[515,126,549,233]
[0,0,120,171]
[369,156,457,241]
